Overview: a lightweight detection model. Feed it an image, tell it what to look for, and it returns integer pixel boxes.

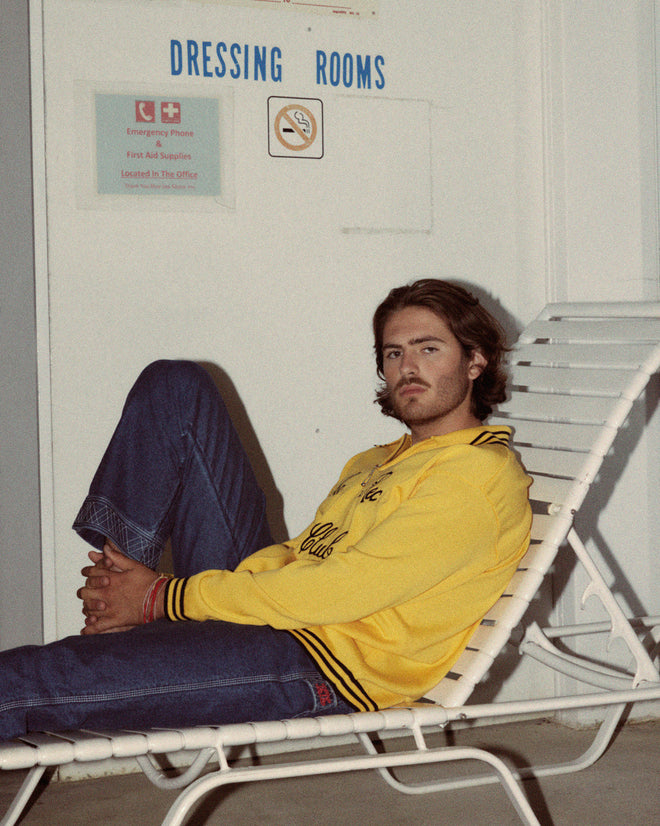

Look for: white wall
[32,0,549,640]
[7,0,658,715]
[549,0,658,301]
[541,0,660,723]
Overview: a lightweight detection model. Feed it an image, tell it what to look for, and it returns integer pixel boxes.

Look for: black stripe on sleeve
[164,577,190,621]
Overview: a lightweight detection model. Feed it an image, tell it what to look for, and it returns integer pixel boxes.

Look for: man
[0,279,531,740]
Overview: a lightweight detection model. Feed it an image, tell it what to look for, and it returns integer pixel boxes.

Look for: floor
[0,718,658,825]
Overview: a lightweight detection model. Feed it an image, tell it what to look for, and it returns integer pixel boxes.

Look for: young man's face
[381,305,486,443]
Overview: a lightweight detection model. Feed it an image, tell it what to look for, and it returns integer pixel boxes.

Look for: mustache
[395,377,430,391]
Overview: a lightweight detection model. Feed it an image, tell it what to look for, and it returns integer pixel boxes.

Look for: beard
[387,374,472,429]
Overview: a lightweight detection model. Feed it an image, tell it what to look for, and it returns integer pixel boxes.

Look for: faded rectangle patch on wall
[336,97,432,233]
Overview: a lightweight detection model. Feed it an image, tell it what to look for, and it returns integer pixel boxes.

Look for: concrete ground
[0,718,658,825]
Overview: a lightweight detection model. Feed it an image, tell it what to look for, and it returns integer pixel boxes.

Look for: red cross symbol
[161,102,181,124]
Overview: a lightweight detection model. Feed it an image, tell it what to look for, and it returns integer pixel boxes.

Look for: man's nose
[399,351,419,376]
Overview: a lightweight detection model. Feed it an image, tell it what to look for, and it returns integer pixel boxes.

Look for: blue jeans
[0,361,353,741]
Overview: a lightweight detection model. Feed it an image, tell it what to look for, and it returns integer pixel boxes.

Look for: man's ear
[468,350,487,380]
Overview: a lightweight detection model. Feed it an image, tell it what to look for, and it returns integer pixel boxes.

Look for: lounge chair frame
[2,301,660,826]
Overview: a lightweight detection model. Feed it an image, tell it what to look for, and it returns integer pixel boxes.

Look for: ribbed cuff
[163,577,190,621]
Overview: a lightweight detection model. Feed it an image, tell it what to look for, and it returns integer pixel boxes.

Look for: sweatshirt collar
[382,425,511,462]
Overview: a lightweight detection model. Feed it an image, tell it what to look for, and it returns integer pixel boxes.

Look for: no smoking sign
[268,97,324,159]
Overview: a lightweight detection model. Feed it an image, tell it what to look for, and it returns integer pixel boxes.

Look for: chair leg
[516,702,625,780]
[159,743,542,826]
[0,765,48,826]
[360,704,626,797]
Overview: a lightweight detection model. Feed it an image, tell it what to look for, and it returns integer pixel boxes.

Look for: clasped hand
[78,543,158,635]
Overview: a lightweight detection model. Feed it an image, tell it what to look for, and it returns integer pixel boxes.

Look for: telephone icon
[135,100,155,123]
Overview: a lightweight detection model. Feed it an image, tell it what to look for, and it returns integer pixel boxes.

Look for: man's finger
[77,584,109,602]
[79,572,111,587]
[81,563,111,579]
[81,616,125,635]
[102,543,132,571]
[81,598,107,614]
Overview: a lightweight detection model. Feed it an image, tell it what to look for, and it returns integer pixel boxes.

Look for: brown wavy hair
[373,279,509,422]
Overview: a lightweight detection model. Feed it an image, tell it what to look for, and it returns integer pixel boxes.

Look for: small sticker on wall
[268,97,323,159]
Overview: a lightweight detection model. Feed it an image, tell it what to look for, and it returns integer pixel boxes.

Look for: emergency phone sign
[95,93,221,196]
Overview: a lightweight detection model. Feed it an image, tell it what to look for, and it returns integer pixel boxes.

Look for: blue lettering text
[271,47,282,83]
[329,51,340,86]
[202,41,213,78]
[374,54,385,89]
[254,45,266,81]
[169,39,282,83]
[215,42,227,77]
[343,52,353,88]
[230,43,242,79]
[170,40,183,76]
[316,50,385,90]
[356,54,370,88]
[187,40,200,76]
[316,49,327,85]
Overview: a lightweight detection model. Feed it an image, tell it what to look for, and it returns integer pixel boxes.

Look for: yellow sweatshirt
[164,426,532,711]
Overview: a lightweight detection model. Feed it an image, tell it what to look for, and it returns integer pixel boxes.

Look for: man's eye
[385,350,400,359]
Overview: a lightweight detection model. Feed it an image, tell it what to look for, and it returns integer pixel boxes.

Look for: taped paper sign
[190,0,377,18]
[95,94,221,197]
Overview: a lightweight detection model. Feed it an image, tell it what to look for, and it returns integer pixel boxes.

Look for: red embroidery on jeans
[314,682,333,707]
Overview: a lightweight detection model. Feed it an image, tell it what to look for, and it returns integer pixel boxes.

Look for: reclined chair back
[424,301,660,706]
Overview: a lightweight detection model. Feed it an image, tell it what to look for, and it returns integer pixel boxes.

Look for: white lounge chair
[2,301,660,826]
